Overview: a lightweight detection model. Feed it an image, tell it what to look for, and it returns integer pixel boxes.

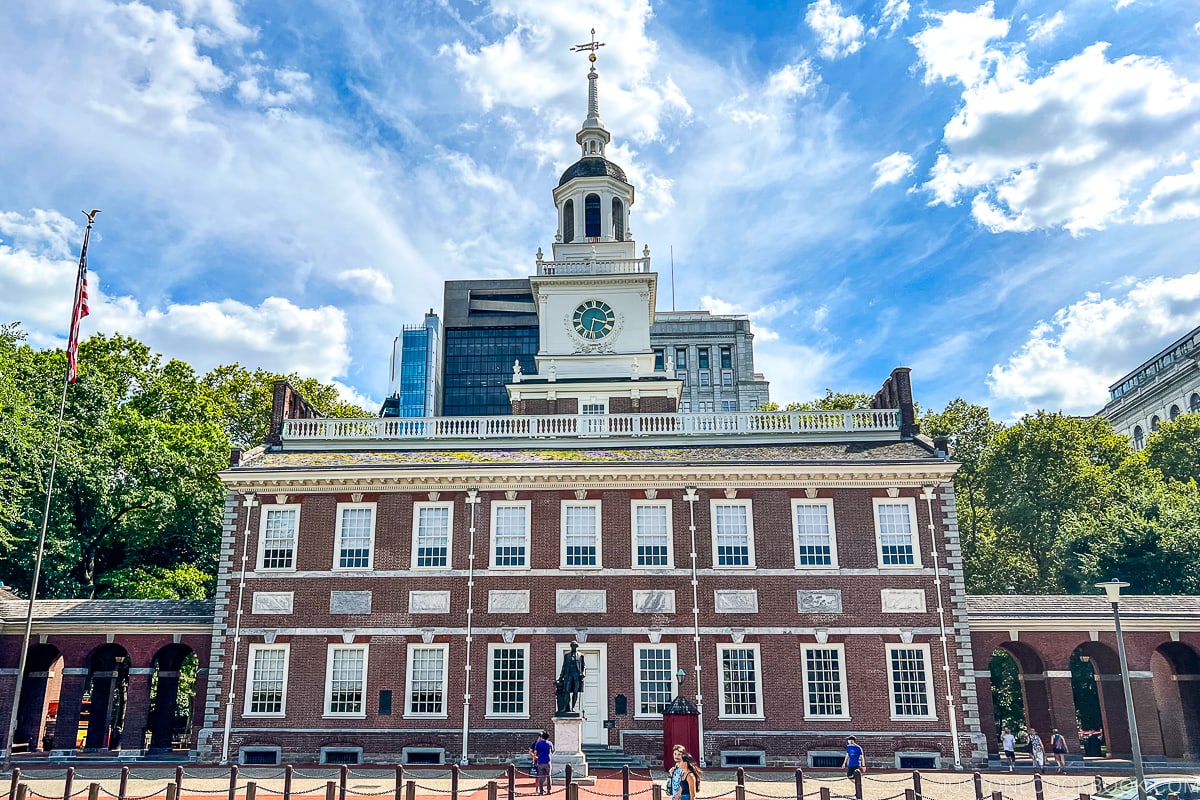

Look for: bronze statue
[555,641,586,715]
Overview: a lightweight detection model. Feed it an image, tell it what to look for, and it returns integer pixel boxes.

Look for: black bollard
[912,771,922,800]
[9,768,21,800]
[284,765,294,800]
[62,766,75,800]
[1034,773,1045,800]
[246,783,257,800]
[176,766,184,799]
[507,763,516,800]
[340,766,348,800]
[119,767,130,800]
[623,766,631,800]
[795,769,804,800]
[973,772,984,800]
[451,763,460,800]
[853,770,863,800]
[228,765,240,800]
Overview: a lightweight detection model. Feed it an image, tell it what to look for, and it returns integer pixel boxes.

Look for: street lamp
[675,668,687,695]
[1095,579,1146,800]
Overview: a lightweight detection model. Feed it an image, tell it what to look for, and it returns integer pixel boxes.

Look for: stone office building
[194,56,984,769]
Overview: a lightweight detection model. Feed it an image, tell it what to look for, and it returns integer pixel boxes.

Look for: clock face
[572,299,616,340]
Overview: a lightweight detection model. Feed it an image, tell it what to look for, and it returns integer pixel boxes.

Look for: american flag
[66,223,92,383]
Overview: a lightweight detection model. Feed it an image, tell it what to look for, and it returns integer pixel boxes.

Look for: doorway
[557,642,607,743]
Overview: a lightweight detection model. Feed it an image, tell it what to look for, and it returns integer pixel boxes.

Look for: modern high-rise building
[1097,325,1200,449]
[381,311,441,417]
[651,311,770,413]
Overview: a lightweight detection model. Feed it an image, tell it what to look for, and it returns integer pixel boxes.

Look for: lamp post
[1095,579,1146,800]
[675,668,687,695]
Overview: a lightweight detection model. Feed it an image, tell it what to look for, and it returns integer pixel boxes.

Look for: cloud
[0,208,352,382]
[237,67,314,108]
[1136,160,1200,223]
[872,152,916,189]
[806,0,866,59]
[913,5,1200,234]
[987,272,1200,413]
[334,268,395,303]
[879,0,911,35]
[1027,12,1066,42]
[754,342,836,405]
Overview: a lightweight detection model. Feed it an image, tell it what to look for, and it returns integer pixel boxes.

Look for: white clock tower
[507,36,681,416]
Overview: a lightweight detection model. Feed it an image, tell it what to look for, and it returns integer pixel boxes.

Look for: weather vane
[571,28,605,63]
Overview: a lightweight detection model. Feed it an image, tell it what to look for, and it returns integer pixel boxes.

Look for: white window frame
[710,499,756,569]
[243,643,290,717]
[886,643,937,721]
[324,644,369,719]
[333,502,376,571]
[634,643,677,719]
[485,642,530,719]
[412,501,455,570]
[800,644,850,720]
[490,501,531,570]
[631,500,674,569]
[561,500,602,569]
[716,643,764,719]
[404,643,449,719]
[256,504,300,572]
[792,499,838,569]
[873,497,922,568]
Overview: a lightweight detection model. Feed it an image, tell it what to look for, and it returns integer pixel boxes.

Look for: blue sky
[2,0,1199,419]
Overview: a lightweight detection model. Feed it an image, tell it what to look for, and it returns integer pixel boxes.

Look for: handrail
[280,410,900,442]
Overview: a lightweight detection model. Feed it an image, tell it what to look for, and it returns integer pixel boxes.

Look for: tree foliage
[1142,414,1200,485]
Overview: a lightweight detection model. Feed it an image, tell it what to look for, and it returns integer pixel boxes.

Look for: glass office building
[442,326,539,417]
[383,312,441,417]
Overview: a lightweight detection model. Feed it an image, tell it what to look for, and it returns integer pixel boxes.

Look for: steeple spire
[571,29,611,158]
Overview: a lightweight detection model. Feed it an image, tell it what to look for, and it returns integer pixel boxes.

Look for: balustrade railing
[535,257,650,276]
[281,409,900,443]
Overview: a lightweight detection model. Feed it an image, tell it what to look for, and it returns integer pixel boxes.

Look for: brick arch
[145,643,199,753]
[1070,641,1136,758]
[1152,642,1200,758]
[993,641,1055,738]
[13,643,64,753]
[81,642,132,751]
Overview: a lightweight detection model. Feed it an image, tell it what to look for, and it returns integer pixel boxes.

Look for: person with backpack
[529,730,554,795]
[1050,729,1069,773]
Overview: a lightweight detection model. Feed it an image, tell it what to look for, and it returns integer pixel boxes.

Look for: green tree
[1142,414,1200,485]
[922,399,1004,559]
[977,412,1132,592]
[792,389,874,411]
[104,564,212,599]
[202,364,369,447]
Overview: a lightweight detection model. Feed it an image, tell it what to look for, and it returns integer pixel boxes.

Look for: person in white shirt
[1001,728,1016,771]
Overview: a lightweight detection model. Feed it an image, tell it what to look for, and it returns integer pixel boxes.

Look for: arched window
[1132,426,1144,450]
[1191,393,1200,413]
[612,198,625,241]
[585,194,601,238]
[1151,415,1161,432]
[1170,404,1181,421]
[563,200,574,243]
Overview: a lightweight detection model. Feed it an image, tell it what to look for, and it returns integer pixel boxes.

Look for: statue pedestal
[552,714,589,778]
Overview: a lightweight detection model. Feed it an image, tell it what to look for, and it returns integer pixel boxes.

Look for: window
[718,644,763,718]
[612,198,625,241]
[698,348,710,369]
[1170,404,1181,421]
[563,200,574,243]
[581,401,606,415]
[720,346,733,370]
[653,348,665,371]
[722,370,733,386]
[1151,415,1161,431]
[1191,393,1199,413]
[1132,426,1145,450]
[405,644,448,717]
[887,644,935,719]
[699,371,711,386]
[491,502,530,568]
[711,500,755,568]
[873,497,921,567]
[245,644,289,716]
[720,400,738,412]
[635,644,676,717]
[632,501,672,568]
[412,502,453,569]
[792,500,837,567]
[675,347,687,369]
[699,401,713,413]
[585,193,601,238]
[680,400,691,413]
[562,501,601,568]
[679,373,688,387]
[802,645,848,718]
[258,505,299,570]
[487,644,529,717]
[325,645,368,717]
[334,504,375,569]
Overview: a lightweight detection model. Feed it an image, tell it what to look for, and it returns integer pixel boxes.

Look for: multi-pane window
[792,500,836,567]
[413,503,452,569]
[699,401,713,412]
[406,645,447,716]
[720,400,737,412]
[675,347,687,369]
[563,502,600,567]
[653,348,665,371]
[698,348,710,370]
[720,346,733,370]
[245,645,288,715]
[335,504,374,569]
[679,373,688,387]
[635,645,675,716]
[632,501,671,568]
[802,646,847,717]
[258,506,299,570]
[874,498,920,567]
[699,371,711,386]
[712,500,754,567]
[718,645,762,718]
[491,502,529,568]
[680,400,691,413]
[722,370,734,386]
[888,645,934,718]
[488,644,528,716]
[325,646,367,716]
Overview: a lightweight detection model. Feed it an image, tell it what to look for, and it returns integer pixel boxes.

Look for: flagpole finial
[82,209,101,225]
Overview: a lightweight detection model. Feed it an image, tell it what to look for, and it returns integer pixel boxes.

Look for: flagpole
[3,212,98,769]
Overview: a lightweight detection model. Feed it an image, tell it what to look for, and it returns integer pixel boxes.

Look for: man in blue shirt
[530,730,554,795]
[843,736,864,779]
